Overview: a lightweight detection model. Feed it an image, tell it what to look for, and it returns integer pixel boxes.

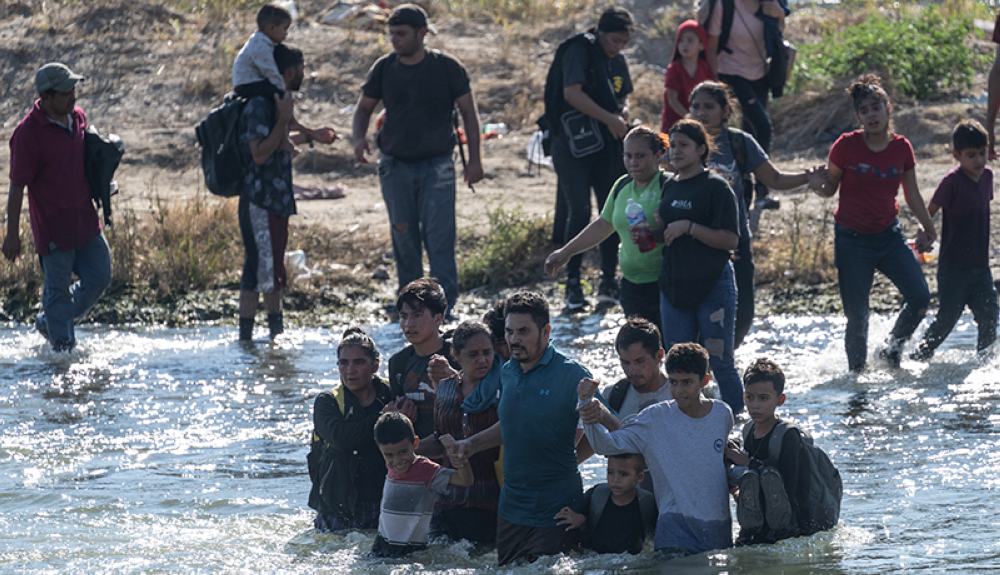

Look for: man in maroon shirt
[3,63,111,352]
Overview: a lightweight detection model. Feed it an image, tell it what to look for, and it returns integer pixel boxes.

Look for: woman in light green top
[545,125,667,329]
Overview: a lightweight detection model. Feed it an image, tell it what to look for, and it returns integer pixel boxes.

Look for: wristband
[688,222,696,236]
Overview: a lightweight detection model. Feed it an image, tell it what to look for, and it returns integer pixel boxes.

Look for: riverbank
[0,0,995,327]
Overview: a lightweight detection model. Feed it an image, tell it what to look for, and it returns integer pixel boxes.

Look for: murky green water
[3,311,999,574]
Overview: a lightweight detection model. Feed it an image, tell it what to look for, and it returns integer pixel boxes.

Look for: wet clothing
[362,51,470,163]
[583,484,657,554]
[917,166,998,356]
[372,457,455,557]
[585,399,734,553]
[388,341,460,440]
[10,102,99,256]
[497,344,609,534]
[309,377,394,529]
[497,516,582,565]
[10,101,110,350]
[736,419,808,544]
[829,131,928,370]
[430,374,501,541]
[662,20,716,132]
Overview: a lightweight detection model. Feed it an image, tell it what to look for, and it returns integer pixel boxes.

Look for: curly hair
[743,357,786,395]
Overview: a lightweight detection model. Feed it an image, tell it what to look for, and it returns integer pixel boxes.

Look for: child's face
[744,380,785,424]
[954,146,988,180]
[399,302,442,347]
[689,92,726,132]
[623,136,661,183]
[855,96,890,136]
[617,342,663,393]
[668,132,704,172]
[264,20,290,44]
[378,438,418,474]
[667,371,708,412]
[607,457,643,497]
[677,30,703,60]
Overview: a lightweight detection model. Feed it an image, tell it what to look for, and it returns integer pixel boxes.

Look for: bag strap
[611,175,635,205]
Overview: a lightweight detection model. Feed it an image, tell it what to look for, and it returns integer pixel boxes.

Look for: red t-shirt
[661,59,716,133]
[828,130,916,234]
[9,101,98,255]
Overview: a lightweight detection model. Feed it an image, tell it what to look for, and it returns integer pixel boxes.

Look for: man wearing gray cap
[3,62,111,352]
[351,3,484,317]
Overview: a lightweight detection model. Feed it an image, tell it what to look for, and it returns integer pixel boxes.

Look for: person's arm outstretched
[440,434,475,486]
[545,218,617,277]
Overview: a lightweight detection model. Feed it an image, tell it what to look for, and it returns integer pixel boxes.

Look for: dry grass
[754,197,836,286]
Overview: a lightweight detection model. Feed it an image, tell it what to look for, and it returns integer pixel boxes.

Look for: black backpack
[742,419,843,535]
[84,125,124,227]
[195,95,247,197]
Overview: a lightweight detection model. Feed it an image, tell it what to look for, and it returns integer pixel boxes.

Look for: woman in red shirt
[812,74,937,371]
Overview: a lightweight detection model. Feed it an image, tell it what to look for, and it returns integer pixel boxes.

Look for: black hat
[388,4,436,34]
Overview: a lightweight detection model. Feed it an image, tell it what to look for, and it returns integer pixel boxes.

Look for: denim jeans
[551,137,623,284]
[660,262,744,414]
[40,232,112,349]
[917,266,998,355]
[835,221,930,370]
[734,238,755,348]
[378,154,459,312]
[718,74,772,153]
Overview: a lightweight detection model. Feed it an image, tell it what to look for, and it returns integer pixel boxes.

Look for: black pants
[233,79,284,100]
[551,138,624,283]
[718,74,772,153]
[734,239,755,348]
[620,278,663,335]
[497,516,581,565]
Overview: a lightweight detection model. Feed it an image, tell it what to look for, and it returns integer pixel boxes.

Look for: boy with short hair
[911,119,997,360]
[233,3,293,100]
[371,412,473,557]
[554,453,656,554]
[580,342,734,556]
[388,278,459,439]
[725,358,841,545]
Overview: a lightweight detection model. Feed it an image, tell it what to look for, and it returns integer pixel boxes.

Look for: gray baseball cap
[35,62,84,94]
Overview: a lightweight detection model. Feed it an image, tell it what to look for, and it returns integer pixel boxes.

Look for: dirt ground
[1,0,998,296]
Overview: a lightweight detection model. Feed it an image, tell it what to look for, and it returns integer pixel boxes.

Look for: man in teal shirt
[448,291,616,564]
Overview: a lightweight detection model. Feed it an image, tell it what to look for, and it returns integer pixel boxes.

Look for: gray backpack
[742,419,842,535]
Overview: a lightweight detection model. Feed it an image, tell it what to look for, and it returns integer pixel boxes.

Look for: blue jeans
[660,262,744,414]
[378,154,459,312]
[835,221,930,370]
[40,232,112,349]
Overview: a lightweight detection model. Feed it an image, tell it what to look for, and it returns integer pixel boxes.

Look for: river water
[2,311,999,574]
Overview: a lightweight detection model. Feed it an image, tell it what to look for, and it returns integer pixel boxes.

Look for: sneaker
[596,277,620,305]
[760,467,792,531]
[564,283,586,310]
[737,470,764,533]
[34,314,50,343]
[753,196,781,210]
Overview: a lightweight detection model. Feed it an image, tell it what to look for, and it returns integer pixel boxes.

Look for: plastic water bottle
[625,199,656,253]
[482,123,508,135]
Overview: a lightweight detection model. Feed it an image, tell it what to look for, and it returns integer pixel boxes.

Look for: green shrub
[791,9,989,99]
[458,202,551,290]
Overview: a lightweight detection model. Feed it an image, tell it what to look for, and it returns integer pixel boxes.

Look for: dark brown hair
[953,119,988,152]
[743,357,786,395]
[664,342,709,379]
[847,73,890,111]
[257,3,292,29]
[338,326,379,362]
[615,316,662,358]
[669,119,715,165]
[689,81,741,124]
[625,125,669,155]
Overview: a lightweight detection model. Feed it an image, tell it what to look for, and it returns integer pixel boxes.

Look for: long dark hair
[669,119,715,165]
